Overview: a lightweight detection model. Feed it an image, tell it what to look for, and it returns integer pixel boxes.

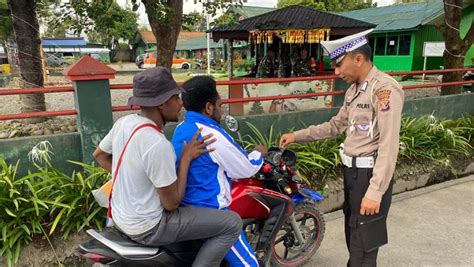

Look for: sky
[118,0,395,26]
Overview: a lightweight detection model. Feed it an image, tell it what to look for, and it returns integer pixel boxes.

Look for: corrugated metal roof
[176,34,223,50]
[139,31,156,44]
[212,5,375,32]
[339,0,444,32]
[43,47,110,53]
[42,38,87,47]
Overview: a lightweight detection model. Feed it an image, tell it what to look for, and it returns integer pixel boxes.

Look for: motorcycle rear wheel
[269,200,325,267]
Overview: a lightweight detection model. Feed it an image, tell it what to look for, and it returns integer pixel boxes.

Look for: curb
[324,174,474,222]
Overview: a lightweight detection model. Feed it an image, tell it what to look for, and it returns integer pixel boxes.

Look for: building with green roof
[133,31,224,60]
[174,32,224,59]
[340,0,473,71]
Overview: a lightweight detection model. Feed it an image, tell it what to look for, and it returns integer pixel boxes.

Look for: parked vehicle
[90,53,102,62]
[135,53,146,69]
[77,116,325,267]
[135,51,191,70]
[194,58,220,70]
[45,54,66,67]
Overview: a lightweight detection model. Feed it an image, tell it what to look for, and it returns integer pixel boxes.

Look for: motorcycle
[77,115,326,267]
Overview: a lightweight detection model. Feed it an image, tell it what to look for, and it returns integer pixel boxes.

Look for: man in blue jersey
[172,76,267,267]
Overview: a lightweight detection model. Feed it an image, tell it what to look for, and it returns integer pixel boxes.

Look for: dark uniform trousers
[343,165,394,267]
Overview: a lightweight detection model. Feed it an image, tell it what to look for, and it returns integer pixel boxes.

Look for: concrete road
[306,175,474,266]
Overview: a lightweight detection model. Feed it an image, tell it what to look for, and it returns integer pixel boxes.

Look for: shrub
[399,115,472,160]
[1,160,50,266]
[234,59,255,72]
[242,116,473,190]
[0,142,109,266]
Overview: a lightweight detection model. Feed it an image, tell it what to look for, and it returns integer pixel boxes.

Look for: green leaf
[14,241,21,264]
[2,224,7,241]
[50,208,67,235]
[20,225,30,236]
[32,199,40,216]
[4,208,16,218]
[79,207,103,231]
[36,199,49,209]
[44,200,70,209]
[2,176,13,188]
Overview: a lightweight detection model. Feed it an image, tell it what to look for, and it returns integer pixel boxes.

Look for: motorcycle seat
[87,228,160,257]
[99,228,149,247]
[87,228,204,257]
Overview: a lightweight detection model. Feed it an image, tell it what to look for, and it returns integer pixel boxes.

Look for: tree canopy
[127,0,241,69]
[87,2,138,49]
[0,0,11,40]
[47,1,138,50]
[182,11,207,32]
[212,11,239,28]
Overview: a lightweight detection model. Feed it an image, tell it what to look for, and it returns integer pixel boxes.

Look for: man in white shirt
[93,67,242,267]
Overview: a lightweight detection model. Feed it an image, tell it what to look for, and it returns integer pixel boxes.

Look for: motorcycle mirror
[225,115,239,132]
[281,150,297,167]
[292,175,302,184]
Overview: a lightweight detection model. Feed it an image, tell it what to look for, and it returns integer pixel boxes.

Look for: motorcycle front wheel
[269,200,325,267]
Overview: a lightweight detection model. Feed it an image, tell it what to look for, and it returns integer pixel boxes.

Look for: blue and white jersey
[172,111,263,209]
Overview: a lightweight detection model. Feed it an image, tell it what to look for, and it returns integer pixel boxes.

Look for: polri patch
[376,89,391,111]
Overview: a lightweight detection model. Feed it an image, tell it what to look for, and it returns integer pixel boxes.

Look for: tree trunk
[110,38,118,61]
[142,0,182,69]
[9,0,46,121]
[440,0,474,95]
[441,55,464,95]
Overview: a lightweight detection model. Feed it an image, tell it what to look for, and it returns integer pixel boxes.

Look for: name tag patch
[356,103,370,109]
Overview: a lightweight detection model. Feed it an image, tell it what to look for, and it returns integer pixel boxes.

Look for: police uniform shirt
[293,66,404,202]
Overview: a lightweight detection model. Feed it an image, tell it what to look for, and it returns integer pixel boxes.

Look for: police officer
[256,48,276,78]
[279,29,404,266]
[293,47,312,77]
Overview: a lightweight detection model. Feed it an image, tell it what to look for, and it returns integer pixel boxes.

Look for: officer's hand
[182,128,216,161]
[279,133,296,149]
[360,197,380,216]
[253,144,268,157]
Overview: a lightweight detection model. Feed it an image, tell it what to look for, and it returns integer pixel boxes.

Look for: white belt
[339,147,375,168]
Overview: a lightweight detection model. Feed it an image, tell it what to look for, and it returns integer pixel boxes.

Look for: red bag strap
[107,123,162,219]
